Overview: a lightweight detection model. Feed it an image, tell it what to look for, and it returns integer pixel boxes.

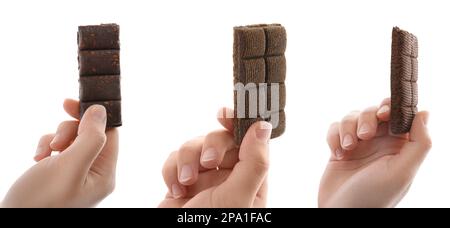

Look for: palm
[160,167,266,208]
[160,168,230,207]
[87,130,118,181]
[319,133,411,207]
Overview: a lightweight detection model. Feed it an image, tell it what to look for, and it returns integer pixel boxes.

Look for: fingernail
[256,121,272,142]
[179,165,193,183]
[377,105,390,115]
[217,108,234,119]
[216,108,224,119]
[358,123,370,136]
[342,135,354,148]
[201,148,218,163]
[91,105,106,123]
[49,134,60,147]
[171,184,182,199]
[335,148,344,160]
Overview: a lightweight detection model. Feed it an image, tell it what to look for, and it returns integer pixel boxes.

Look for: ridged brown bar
[233,24,286,144]
[390,27,418,134]
[78,24,122,127]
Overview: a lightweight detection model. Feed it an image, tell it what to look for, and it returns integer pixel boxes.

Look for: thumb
[215,121,271,207]
[394,111,432,174]
[61,105,107,172]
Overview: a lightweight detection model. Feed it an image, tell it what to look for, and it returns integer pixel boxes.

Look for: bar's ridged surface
[391,27,418,134]
[233,24,286,144]
[78,24,122,127]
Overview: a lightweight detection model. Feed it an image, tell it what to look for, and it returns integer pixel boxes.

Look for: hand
[159,108,271,208]
[1,99,119,208]
[319,98,432,208]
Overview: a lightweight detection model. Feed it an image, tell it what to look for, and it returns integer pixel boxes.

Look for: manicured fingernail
[216,108,224,118]
[171,184,183,199]
[201,148,218,163]
[179,165,193,183]
[49,134,60,147]
[335,148,344,160]
[216,108,234,119]
[91,105,106,123]
[377,105,390,115]
[342,135,354,148]
[256,121,272,142]
[358,124,370,136]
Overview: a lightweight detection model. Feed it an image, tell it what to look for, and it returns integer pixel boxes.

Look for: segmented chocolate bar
[78,24,122,127]
[233,24,286,144]
[390,27,418,134]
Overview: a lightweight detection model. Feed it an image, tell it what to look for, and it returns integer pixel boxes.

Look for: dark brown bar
[78,24,122,128]
[78,24,120,50]
[267,110,286,138]
[78,50,120,76]
[233,24,287,144]
[390,27,418,134]
[79,75,121,102]
[80,101,122,127]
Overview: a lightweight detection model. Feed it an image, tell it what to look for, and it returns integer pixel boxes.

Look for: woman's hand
[319,98,432,208]
[159,108,271,208]
[1,99,119,208]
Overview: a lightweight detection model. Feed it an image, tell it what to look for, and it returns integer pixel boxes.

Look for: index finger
[377,97,391,122]
[217,107,234,132]
[63,98,80,120]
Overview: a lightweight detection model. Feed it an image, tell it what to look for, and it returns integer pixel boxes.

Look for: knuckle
[57,121,74,131]
[253,161,270,175]
[39,134,53,143]
[422,137,433,151]
[252,155,270,174]
[380,97,391,107]
[327,122,340,145]
[341,115,356,125]
[162,151,177,176]
[56,121,66,131]
[101,177,116,196]
[205,131,219,140]
[328,122,340,132]
[91,130,107,144]
[205,130,228,144]
[178,141,199,156]
[361,106,377,116]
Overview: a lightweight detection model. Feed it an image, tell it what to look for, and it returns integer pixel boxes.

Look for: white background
[0,0,446,207]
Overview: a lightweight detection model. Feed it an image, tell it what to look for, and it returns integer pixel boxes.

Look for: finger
[177,137,204,186]
[182,169,231,198]
[214,121,271,207]
[393,111,432,174]
[377,98,391,122]
[379,97,391,107]
[49,121,79,151]
[357,106,378,140]
[217,107,234,132]
[90,128,119,178]
[61,105,107,173]
[327,122,344,160]
[339,111,359,150]
[63,98,80,120]
[162,151,187,199]
[375,122,390,137]
[34,134,56,161]
[158,198,190,208]
[200,129,238,169]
